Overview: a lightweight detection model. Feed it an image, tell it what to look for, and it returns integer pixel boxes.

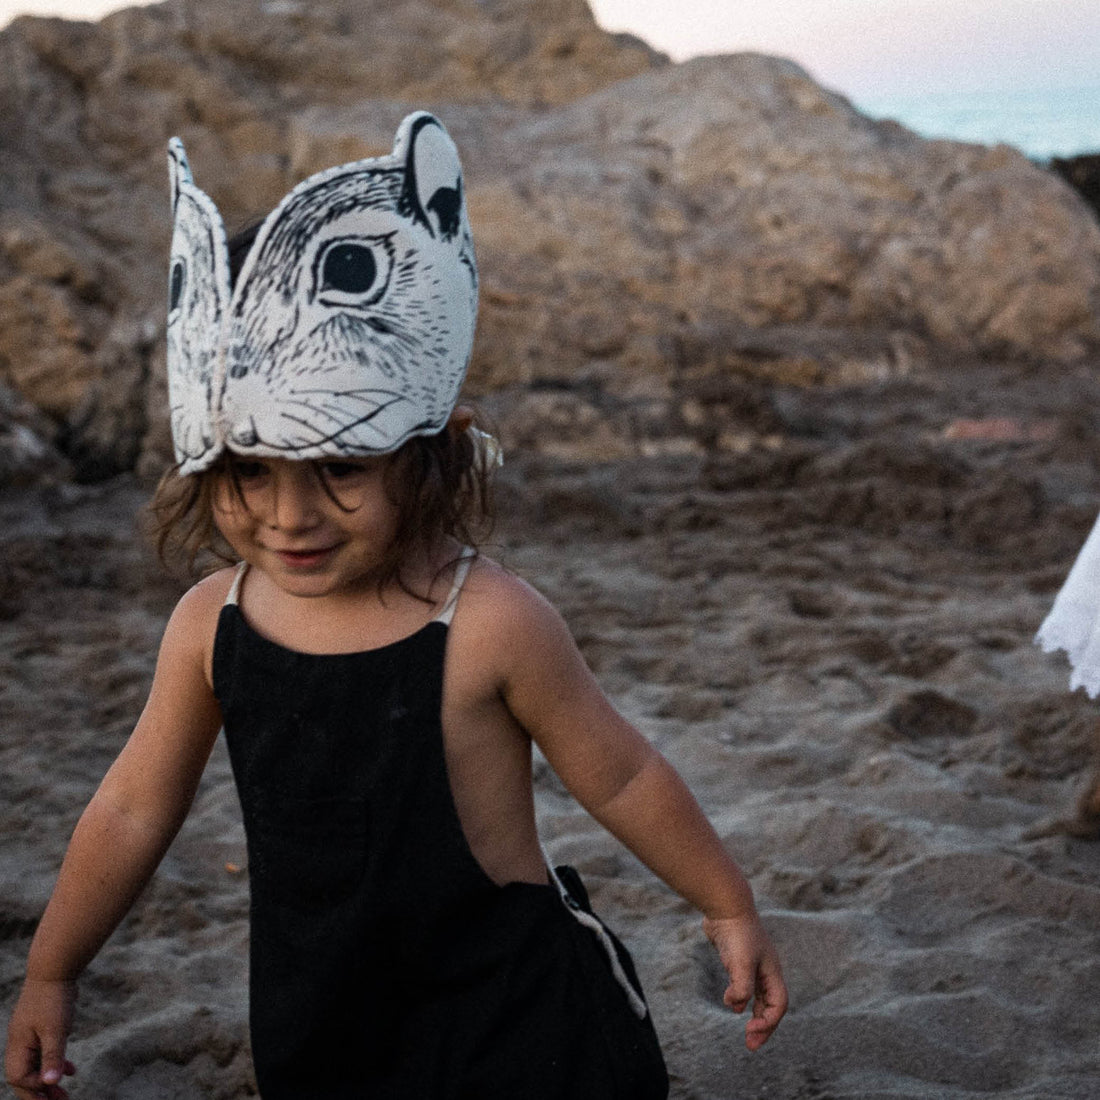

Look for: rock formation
[1050,154,1100,222]
[1,0,1098,479]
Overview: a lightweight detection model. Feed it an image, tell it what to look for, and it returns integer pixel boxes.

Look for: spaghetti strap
[226,561,249,606]
[432,550,475,626]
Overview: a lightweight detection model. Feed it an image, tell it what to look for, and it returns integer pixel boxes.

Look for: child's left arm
[489,574,788,1049]
[589,751,786,1050]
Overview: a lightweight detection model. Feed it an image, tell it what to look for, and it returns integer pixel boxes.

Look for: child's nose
[267,468,321,531]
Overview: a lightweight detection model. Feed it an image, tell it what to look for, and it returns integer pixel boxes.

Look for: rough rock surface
[0,0,1098,482]
[1051,153,1100,221]
[0,379,72,485]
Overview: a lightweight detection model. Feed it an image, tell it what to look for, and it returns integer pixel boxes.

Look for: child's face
[212,455,401,598]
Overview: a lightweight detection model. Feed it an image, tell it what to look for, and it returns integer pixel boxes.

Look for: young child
[4,112,786,1100]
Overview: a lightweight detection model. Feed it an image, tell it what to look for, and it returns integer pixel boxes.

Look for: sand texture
[3,360,1100,1098]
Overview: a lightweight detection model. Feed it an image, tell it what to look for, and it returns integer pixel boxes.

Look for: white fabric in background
[1036,510,1100,698]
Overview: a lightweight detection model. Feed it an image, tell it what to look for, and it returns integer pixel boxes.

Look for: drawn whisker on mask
[275,397,409,447]
[284,390,402,419]
[290,404,356,431]
[271,397,384,432]
[290,387,403,400]
[382,320,426,356]
[326,309,423,356]
[355,324,421,363]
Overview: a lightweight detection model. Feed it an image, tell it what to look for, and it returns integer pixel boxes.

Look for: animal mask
[166,112,478,475]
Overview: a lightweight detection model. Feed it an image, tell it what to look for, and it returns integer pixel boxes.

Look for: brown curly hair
[146,415,496,595]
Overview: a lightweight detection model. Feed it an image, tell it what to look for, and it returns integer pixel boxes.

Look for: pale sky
[0,0,1097,99]
[590,0,1100,97]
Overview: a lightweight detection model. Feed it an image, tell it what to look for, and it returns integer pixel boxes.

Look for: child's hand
[4,978,77,1100]
[702,914,788,1051]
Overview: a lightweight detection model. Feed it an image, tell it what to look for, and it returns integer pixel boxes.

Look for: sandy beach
[3,354,1100,1098]
[2,0,1100,1092]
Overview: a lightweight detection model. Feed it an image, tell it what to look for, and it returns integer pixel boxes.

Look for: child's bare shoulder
[460,555,560,626]
[160,568,238,651]
[177,567,237,615]
[455,555,576,667]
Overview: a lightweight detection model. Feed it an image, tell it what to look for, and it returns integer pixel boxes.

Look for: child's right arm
[4,580,225,1100]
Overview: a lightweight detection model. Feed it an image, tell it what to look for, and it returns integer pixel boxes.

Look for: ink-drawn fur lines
[165,112,477,473]
[165,140,231,469]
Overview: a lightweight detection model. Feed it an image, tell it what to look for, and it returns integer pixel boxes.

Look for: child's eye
[318,461,369,481]
[234,460,269,481]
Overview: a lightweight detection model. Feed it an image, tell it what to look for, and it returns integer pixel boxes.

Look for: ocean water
[851,85,1100,162]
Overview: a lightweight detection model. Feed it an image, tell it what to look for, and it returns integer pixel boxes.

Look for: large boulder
[0,1,1097,476]
[466,56,1100,397]
[1050,154,1100,221]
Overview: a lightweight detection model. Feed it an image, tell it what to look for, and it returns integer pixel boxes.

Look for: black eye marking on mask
[313,235,396,309]
[322,243,377,295]
[169,258,186,312]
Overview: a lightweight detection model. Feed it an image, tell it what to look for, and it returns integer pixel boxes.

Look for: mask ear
[167,137,192,214]
[397,112,465,241]
[166,136,231,474]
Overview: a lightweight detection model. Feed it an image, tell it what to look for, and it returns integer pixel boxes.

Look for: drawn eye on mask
[311,234,396,310]
[164,111,478,475]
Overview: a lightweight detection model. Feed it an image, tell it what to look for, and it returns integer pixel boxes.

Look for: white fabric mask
[166,112,478,475]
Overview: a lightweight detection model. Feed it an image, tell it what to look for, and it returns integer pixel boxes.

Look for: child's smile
[213,455,400,598]
[271,546,340,569]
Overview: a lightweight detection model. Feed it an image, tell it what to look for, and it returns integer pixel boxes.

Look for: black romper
[212,560,669,1099]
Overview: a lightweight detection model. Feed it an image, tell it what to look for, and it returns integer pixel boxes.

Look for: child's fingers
[4,1032,41,1099]
[722,971,755,1014]
[743,958,789,1051]
[745,1016,776,1051]
[706,921,767,1012]
[6,1065,66,1100]
[38,1042,74,1087]
[4,1076,41,1100]
[5,1041,74,1100]
[703,914,788,1049]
